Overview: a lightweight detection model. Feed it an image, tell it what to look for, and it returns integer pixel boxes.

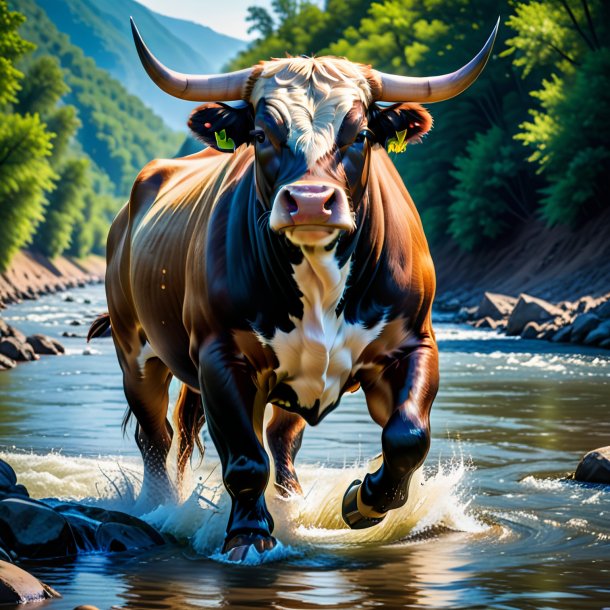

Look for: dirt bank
[433,208,610,306]
[0,250,105,307]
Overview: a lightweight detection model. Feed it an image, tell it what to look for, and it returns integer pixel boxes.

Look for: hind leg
[173,385,205,498]
[122,356,175,511]
[266,406,305,496]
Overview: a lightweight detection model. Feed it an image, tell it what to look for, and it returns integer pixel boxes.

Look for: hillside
[14,0,183,196]
[35,0,246,130]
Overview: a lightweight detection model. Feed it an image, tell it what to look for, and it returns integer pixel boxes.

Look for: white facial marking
[269,249,385,415]
[251,57,372,168]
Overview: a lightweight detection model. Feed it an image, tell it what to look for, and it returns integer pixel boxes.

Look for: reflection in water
[2,287,610,609]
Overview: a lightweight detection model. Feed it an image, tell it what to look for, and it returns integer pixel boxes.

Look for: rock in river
[0,560,60,603]
[26,334,65,355]
[477,292,517,321]
[506,294,564,336]
[574,447,610,484]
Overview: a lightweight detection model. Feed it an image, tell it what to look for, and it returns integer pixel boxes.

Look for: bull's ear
[368,103,433,152]
[188,102,254,153]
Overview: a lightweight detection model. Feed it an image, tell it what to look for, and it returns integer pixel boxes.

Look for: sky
[136,0,273,40]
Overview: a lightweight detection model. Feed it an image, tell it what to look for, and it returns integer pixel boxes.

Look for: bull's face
[188,58,432,248]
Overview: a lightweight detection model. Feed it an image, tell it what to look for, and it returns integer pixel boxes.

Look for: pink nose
[270,182,354,232]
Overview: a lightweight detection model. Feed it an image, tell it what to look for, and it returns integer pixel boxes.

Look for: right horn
[130,17,252,101]
[373,18,500,103]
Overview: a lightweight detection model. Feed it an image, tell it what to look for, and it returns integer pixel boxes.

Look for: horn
[130,17,252,101]
[374,18,500,103]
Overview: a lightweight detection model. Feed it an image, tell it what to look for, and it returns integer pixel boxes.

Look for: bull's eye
[250,129,266,144]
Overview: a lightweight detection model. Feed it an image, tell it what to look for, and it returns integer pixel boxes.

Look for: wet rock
[26,334,65,355]
[583,319,610,345]
[0,460,28,500]
[0,337,37,362]
[593,300,610,320]
[49,503,164,551]
[0,354,16,370]
[551,324,572,343]
[63,295,75,302]
[570,313,601,343]
[62,331,81,338]
[0,497,77,559]
[0,320,26,344]
[477,292,516,321]
[0,560,60,603]
[472,317,498,329]
[455,306,478,323]
[521,321,542,339]
[506,294,563,336]
[69,319,83,326]
[574,446,610,484]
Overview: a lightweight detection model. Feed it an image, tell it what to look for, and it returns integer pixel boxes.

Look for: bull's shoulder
[128,159,175,219]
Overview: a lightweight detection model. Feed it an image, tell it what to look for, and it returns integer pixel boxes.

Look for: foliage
[0,113,56,269]
[506,0,609,227]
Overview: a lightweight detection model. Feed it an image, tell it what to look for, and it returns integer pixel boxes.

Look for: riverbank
[0,250,105,308]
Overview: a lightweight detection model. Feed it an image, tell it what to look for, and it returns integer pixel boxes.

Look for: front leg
[198,336,275,560]
[343,333,439,529]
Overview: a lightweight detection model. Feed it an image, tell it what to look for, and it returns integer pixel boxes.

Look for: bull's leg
[343,336,439,529]
[198,337,275,561]
[173,384,205,497]
[122,356,175,511]
[266,406,306,496]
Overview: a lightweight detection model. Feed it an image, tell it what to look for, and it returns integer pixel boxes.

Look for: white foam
[2,450,485,564]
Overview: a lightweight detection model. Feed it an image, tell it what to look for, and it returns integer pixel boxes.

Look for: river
[1,284,609,609]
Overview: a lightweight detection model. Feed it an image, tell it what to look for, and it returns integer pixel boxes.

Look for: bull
[93,18,498,561]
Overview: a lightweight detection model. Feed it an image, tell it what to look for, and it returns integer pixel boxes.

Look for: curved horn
[374,18,500,103]
[130,17,252,101]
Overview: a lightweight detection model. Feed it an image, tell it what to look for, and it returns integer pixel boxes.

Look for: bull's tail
[173,383,206,491]
[87,312,111,342]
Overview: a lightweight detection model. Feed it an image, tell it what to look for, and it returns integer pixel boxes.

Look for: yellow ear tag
[215,129,235,151]
[386,129,408,154]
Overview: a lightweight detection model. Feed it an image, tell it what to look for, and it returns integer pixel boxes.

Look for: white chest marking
[269,250,385,414]
[136,341,157,373]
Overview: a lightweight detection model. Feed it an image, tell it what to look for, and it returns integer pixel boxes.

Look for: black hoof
[341,479,386,530]
[223,533,277,562]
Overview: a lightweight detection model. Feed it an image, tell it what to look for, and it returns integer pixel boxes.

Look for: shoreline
[0,250,105,308]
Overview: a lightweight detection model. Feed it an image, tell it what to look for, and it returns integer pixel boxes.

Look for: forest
[0,0,608,271]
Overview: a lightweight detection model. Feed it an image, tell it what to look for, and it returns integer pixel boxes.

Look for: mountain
[35,0,247,130]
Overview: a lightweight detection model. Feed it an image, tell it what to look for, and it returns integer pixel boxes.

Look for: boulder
[0,337,37,362]
[472,317,498,329]
[574,446,610,484]
[0,560,60,603]
[583,319,610,345]
[593,300,610,320]
[0,460,27,499]
[551,324,573,343]
[0,497,78,559]
[0,354,15,370]
[521,321,542,339]
[0,320,26,344]
[570,313,601,343]
[506,294,564,336]
[477,292,517,321]
[26,334,65,355]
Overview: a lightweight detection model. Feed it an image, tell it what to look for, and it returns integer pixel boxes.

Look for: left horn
[130,17,252,101]
[373,17,499,103]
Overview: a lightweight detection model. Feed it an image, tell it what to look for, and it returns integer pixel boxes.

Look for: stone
[570,313,601,343]
[0,461,16,489]
[0,354,15,370]
[506,294,563,336]
[574,446,610,484]
[0,497,77,559]
[473,317,498,329]
[455,306,478,323]
[26,334,65,355]
[0,560,60,603]
[477,292,517,321]
[594,300,610,320]
[521,321,542,339]
[74,606,101,610]
[0,321,25,344]
[0,337,37,362]
[583,319,610,345]
[551,324,573,343]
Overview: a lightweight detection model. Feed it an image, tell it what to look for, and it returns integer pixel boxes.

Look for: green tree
[0,113,56,269]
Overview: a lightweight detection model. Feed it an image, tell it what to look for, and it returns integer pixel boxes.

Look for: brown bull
[92,18,498,561]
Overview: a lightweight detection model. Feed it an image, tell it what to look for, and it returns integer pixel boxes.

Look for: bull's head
[131,18,498,249]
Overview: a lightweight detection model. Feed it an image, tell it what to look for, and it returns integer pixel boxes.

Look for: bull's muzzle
[269,182,354,245]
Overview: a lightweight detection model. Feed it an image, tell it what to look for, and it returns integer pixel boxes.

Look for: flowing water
[1,285,609,609]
